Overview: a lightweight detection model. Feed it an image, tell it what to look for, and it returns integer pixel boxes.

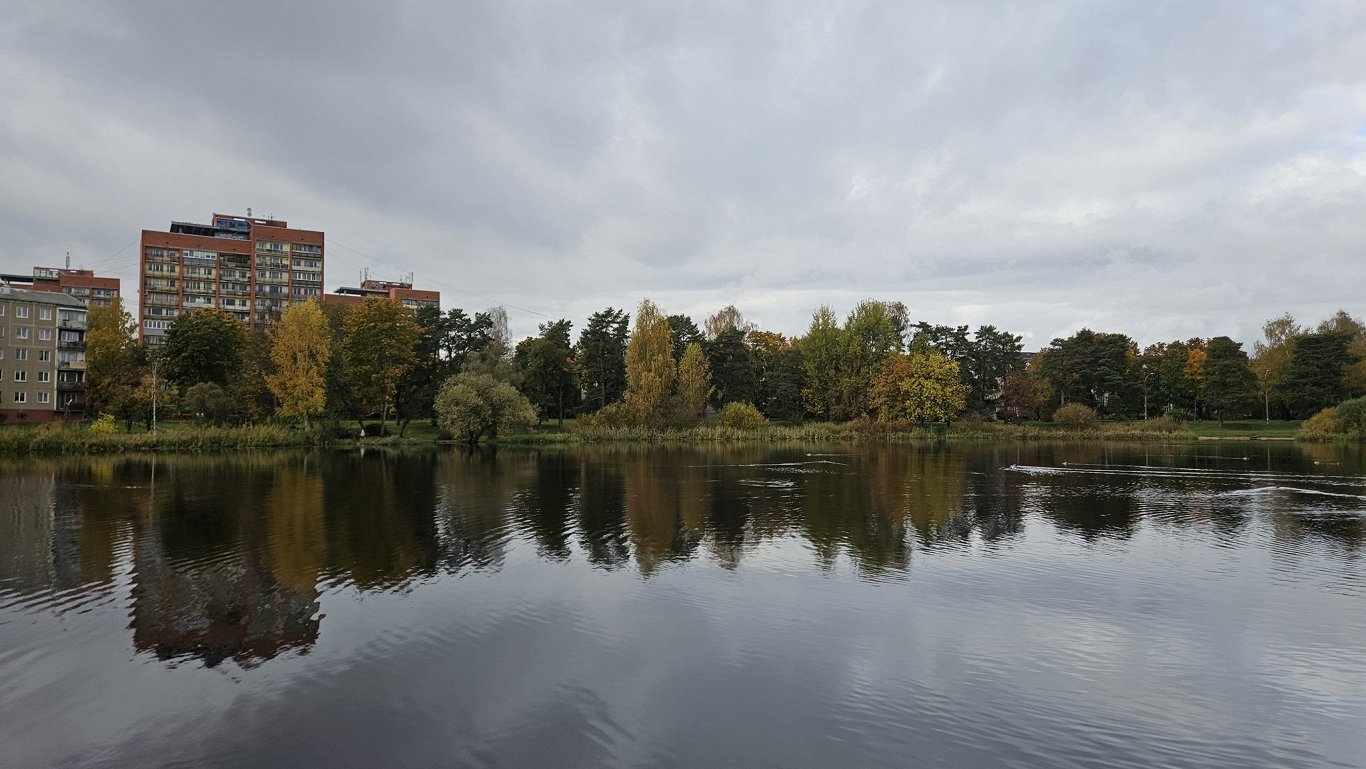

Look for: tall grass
[0,422,324,454]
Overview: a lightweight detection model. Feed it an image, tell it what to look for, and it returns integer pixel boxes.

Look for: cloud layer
[3,1,1365,347]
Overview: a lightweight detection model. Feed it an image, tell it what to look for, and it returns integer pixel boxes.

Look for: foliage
[182,382,238,425]
[1316,310,1366,397]
[1053,403,1099,429]
[666,314,704,362]
[624,299,676,426]
[911,323,1024,415]
[748,330,805,420]
[267,300,331,425]
[868,350,968,423]
[434,371,538,445]
[704,327,756,409]
[576,307,629,412]
[1296,407,1339,441]
[1038,329,1138,416]
[716,401,768,430]
[833,300,905,420]
[159,309,249,390]
[704,305,756,339]
[800,306,843,420]
[1335,397,1366,438]
[998,368,1047,421]
[89,414,117,435]
[514,319,578,423]
[343,298,422,431]
[1201,336,1257,425]
[675,341,712,422]
[1251,313,1302,419]
[84,298,145,420]
[1280,330,1358,418]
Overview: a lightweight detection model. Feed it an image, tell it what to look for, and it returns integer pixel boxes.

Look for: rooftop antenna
[65,251,70,269]
[247,207,253,218]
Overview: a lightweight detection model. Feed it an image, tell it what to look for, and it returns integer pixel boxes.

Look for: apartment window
[39,328,52,341]
[39,308,52,320]
[0,304,5,316]
[38,371,50,383]
[15,349,27,361]
[38,351,50,362]
[0,350,3,360]
[13,392,25,404]
[16,306,29,318]
[14,370,26,382]
[37,392,49,404]
[15,327,29,340]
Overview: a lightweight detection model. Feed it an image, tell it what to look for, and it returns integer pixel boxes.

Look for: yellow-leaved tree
[868,350,968,423]
[675,341,712,421]
[267,299,332,426]
[624,298,675,426]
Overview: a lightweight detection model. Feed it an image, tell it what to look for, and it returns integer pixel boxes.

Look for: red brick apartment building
[0,267,121,309]
[325,276,440,310]
[138,213,324,344]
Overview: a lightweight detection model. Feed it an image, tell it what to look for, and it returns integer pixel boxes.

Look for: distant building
[0,266,121,309]
[325,274,439,311]
[138,213,324,344]
[0,283,88,421]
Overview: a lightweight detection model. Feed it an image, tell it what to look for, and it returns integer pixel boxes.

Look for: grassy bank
[0,421,324,454]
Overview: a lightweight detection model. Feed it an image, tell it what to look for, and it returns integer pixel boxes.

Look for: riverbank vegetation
[9,296,1364,452]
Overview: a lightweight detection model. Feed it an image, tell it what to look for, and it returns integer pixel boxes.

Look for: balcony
[58,319,87,330]
[57,381,85,392]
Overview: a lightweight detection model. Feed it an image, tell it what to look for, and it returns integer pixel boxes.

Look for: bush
[716,402,768,430]
[1052,403,1099,429]
[1297,407,1339,441]
[576,402,634,429]
[1336,397,1366,438]
[88,414,117,435]
[1143,414,1185,433]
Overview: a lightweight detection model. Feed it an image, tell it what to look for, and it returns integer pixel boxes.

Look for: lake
[2,442,1364,768]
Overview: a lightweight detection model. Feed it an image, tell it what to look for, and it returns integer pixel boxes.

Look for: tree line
[80,297,1366,440]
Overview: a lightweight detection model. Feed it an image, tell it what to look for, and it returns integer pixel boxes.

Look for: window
[14,371,26,382]
[0,304,5,316]
[39,308,52,320]
[39,328,52,341]
[37,392,49,404]
[13,392,26,403]
[0,350,3,360]
[15,349,27,361]
[16,306,29,318]
[38,351,50,362]
[15,327,29,340]
[38,371,50,383]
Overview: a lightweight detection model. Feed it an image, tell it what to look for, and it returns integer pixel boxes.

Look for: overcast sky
[2,1,1364,349]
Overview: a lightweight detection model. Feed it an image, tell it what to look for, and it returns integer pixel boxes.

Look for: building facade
[0,284,88,422]
[138,213,324,344]
[325,277,440,311]
[0,267,121,309]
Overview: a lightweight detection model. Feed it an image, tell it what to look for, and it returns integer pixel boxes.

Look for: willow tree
[624,299,675,426]
[267,299,331,426]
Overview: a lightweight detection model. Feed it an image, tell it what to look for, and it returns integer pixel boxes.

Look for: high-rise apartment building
[0,284,88,422]
[138,213,324,344]
[325,274,440,311]
[0,266,121,309]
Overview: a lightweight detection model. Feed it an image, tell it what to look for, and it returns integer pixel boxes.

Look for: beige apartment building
[0,284,88,422]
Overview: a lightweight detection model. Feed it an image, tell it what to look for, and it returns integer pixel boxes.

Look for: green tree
[800,306,843,420]
[1038,329,1138,416]
[748,330,805,420]
[1251,313,1302,420]
[576,307,629,412]
[868,351,968,423]
[1202,336,1257,425]
[159,309,249,390]
[667,314,704,362]
[835,300,907,420]
[624,299,675,426]
[513,319,578,424]
[343,298,422,433]
[704,327,757,409]
[1280,330,1358,418]
[435,371,537,445]
[182,382,237,425]
[675,341,712,421]
[1316,310,1366,397]
[266,299,331,426]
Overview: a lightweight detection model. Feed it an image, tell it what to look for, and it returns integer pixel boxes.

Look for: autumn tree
[869,351,968,423]
[704,304,756,339]
[1251,313,1302,420]
[624,299,675,426]
[1316,310,1366,397]
[675,342,712,421]
[84,298,143,420]
[834,300,905,419]
[998,368,1047,421]
[748,330,805,420]
[266,299,331,426]
[343,298,421,433]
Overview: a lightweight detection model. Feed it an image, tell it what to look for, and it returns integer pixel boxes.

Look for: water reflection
[2,442,1364,669]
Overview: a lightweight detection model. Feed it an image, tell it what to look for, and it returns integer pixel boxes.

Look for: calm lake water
[2,442,1364,769]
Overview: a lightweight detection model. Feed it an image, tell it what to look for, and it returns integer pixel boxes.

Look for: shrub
[1143,414,1185,433]
[1336,397,1366,438]
[1052,403,1099,429]
[1297,407,1339,441]
[716,402,768,430]
[89,414,118,435]
[575,402,634,429]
